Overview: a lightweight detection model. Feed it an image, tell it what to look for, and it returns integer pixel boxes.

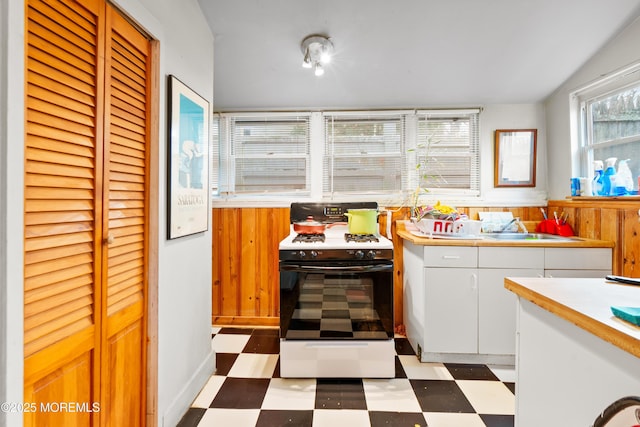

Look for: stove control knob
[310,250,318,259]
[298,251,306,259]
[354,250,365,260]
[366,250,377,259]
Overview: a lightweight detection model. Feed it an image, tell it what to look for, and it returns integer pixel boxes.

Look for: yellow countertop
[505,277,640,358]
[396,220,614,248]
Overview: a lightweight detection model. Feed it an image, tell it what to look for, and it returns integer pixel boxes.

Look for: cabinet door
[622,208,640,277]
[424,268,478,353]
[478,268,542,355]
[544,270,610,278]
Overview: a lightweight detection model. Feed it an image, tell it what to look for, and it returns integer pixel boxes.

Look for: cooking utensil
[345,209,379,235]
[293,216,326,234]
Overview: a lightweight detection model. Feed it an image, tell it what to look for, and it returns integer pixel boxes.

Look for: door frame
[145,38,159,427]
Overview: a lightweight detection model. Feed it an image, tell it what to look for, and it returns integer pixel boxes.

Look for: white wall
[479,104,548,206]
[1,0,25,425]
[546,16,640,200]
[0,1,215,426]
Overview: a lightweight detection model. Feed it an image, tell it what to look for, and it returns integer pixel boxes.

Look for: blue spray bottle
[602,157,617,196]
[592,160,604,196]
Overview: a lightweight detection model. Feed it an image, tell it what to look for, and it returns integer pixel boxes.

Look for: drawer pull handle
[442,255,461,260]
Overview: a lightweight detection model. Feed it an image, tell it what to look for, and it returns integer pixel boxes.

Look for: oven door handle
[280,264,393,273]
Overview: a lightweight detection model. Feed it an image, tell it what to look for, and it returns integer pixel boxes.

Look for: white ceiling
[198,0,640,111]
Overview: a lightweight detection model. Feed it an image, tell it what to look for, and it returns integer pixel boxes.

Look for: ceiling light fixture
[301,34,333,76]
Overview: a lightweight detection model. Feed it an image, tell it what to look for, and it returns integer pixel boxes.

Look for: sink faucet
[499,218,517,232]
[499,217,528,233]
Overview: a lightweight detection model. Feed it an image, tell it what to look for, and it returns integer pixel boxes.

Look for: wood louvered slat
[24,262,93,292]
[109,217,144,230]
[110,140,145,160]
[27,71,95,107]
[28,110,95,139]
[26,147,94,169]
[108,241,143,258]
[111,66,145,95]
[25,211,94,227]
[109,124,145,145]
[24,242,93,266]
[110,116,145,136]
[25,221,93,239]
[25,199,93,213]
[26,187,93,200]
[27,136,94,159]
[111,134,145,154]
[112,36,145,73]
[25,0,99,366]
[111,104,146,129]
[25,252,94,280]
[25,287,93,321]
[28,85,94,118]
[25,274,93,305]
[27,97,95,127]
[109,180,144,193]
[27,122,94,148]
[27,33,95,79]
[24,316,94,357]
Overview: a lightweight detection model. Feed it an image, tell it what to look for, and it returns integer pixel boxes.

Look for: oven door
[279,260,394,340]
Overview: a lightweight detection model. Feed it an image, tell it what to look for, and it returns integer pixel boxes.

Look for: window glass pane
[323,115,405,195]
[235,158,307,192]
[590,86,640,144]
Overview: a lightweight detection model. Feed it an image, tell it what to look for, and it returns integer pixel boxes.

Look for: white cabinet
[424,267,478,354]
[544,247,611,278]
[402,241,612,364]
[478,247,544,356]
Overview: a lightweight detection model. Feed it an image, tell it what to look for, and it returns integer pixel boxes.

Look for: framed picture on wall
[494,129,537,187]
[167,75,210,239]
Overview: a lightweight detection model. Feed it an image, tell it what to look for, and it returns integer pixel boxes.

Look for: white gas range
[278,202,395,378]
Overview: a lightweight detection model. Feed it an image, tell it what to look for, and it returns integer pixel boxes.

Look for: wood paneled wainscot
[548,198,640,277]
[212,208,290,326]
[212,206,546,327]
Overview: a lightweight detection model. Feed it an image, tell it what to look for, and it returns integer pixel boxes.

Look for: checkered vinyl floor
[177,327,515,427]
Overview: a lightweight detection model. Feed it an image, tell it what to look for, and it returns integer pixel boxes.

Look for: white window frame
[572,61,640,178]
[213,108,481,204]
[322,110,409,198]
[217,112,312,197]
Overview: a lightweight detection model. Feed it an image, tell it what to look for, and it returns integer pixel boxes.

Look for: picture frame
[167,75,210,239]
[494,129,537,187]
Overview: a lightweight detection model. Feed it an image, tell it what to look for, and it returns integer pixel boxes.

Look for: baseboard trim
[162,348,215,427]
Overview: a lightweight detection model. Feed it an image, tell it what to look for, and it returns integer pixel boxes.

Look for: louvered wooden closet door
[24,0,150,425]
[101,7,149,426]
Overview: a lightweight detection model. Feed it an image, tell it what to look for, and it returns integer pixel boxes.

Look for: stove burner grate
[345,233,379,243]
[293,233,326,243]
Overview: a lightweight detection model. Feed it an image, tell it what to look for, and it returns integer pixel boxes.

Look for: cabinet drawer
[424,246,477,268]
[544,248,612,270]
[479,247,544,269]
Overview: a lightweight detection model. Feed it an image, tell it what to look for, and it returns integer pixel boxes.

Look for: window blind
[219,114,311,194]
[323,113,406,195]
[415,110,480,194]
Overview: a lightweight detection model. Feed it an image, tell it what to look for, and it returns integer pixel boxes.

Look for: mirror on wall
[494,129,537,187]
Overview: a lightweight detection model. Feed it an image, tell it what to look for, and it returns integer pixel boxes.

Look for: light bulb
[320,49,331,64]
[314,62,324,76]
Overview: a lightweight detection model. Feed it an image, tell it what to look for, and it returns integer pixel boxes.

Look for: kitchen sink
[483,232,576,241]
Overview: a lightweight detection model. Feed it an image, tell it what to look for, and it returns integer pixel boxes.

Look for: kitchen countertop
[504,277,640,358]
[396,220,614,248]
